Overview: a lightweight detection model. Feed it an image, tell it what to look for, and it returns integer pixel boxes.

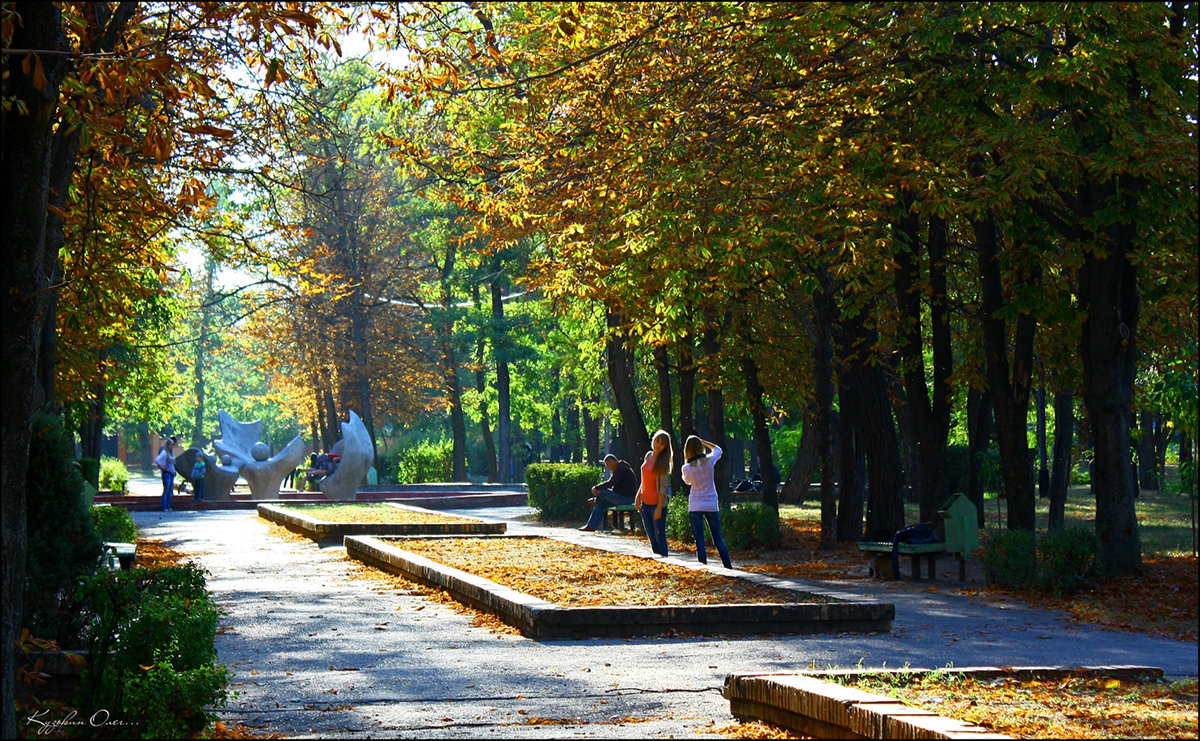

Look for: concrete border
[257,503,506,542]
[723,665,1165,739]
[345,533,895,639]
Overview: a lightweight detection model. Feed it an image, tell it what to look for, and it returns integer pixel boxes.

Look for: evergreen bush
[666,499,693,543]
[77,457,100,489]
[93,504,138,543]
[526,462,597,521]
[723,502,782,550]
[78,563,231,739]
[99,455,130,493]
[395,438,454,484]
[1037,526,1098,594]
[24,408,104,646]
[979,528,1038,588]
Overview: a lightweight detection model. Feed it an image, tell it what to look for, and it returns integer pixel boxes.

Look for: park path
[126,484,1197,739]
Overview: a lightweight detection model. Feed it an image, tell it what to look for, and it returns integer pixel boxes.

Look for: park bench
[858,494,978,581]
[103,542,137,570]
[607,502,641,532]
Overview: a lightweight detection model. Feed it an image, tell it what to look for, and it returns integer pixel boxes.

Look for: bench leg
[925,554,937,581]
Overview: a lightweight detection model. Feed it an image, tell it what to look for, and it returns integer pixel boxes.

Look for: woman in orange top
[633,429,673,557]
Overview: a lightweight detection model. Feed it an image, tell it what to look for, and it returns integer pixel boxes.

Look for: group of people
[579,429,732,569]
[154,436,208,511]
[303,451,341,488]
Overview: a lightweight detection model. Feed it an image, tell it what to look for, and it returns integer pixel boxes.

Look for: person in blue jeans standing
[680,435,732,569]
[633,430,673,557]
[155,436,178,511]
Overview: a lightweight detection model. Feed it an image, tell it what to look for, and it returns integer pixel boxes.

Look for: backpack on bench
[890,521,941,580]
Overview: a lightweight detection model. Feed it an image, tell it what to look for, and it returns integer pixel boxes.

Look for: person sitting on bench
[579,454,638,532]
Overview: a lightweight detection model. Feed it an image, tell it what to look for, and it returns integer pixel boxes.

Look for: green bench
[607,503,641,533]
[858,494,978,581]
[103,542,137,570]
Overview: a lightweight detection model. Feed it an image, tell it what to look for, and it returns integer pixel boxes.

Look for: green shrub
[1037,526,1097,594]
[93,504,138,543]
[78,563,231,739]
[377,448,402,484]
[99,455,130,493]
[666,498,693,543]
[77,457,101,489]
[24,408,104,646]
[394,438,454,484]
[979,529,1038,588]
[526,462,598,521]
[723,502,782,550]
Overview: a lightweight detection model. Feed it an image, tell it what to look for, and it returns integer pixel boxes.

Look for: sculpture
[176,448,239,501]
[212,409,307,500]
[319,410,374,501]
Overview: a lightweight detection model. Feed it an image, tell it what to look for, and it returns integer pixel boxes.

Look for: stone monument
[212,409,307,500]
[319,410,374,501]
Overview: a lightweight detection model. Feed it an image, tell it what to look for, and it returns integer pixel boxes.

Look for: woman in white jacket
[679,435,732,568]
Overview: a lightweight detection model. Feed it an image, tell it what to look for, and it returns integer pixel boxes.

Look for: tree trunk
[1048,390,1074,529]
[838,309,904,537]
[1079,181,1142,576]
[1137,408,1159,491]
[780,402,820,505]
[654,346,682,495]
[701,325,728,502]
[677,337,696,444]
[2,5,70,736]
[966,389,994,528]
[743,353,778,508]
[836,382,867,542]
[192,260,215,447]
[605,308,651,460]
[322,383,339,452]
[974,211,1037,532]
[813,278,839,549]
[1037,386,1050,498]
[492,281,512,483]
[472,284,498,482]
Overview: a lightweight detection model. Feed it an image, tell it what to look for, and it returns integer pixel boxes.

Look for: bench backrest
[938,494,979,555]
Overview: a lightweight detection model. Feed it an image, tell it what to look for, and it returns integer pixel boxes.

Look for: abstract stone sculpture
[212,409,307,500]
[176,448,240,501]
[319,410,374,501]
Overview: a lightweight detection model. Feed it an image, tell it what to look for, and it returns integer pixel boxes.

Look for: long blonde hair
[651,429,673,475]
[683,435,706,465]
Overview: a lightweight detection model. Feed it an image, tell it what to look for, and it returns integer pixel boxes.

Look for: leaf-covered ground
[384,535,824,607]
[276,502,475,525]
[209,516,1200,740]
[840,673,1199,740]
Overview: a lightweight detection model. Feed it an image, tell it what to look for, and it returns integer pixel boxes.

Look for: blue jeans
[689,510,732,568]
[585,490,634,530]
[161,470,175,510]
[193,476,205,501]
[640,501,669,557]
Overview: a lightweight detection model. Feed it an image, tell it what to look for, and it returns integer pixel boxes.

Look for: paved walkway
[126,479,1198,739]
